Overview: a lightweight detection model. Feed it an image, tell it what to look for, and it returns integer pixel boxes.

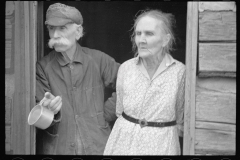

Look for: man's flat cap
[45,3,83,26]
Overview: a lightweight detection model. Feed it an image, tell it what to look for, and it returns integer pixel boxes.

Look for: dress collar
[135,53,176,80]
[134,53,176,67]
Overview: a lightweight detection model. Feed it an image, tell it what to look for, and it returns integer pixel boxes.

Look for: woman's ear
[163,34,171,47]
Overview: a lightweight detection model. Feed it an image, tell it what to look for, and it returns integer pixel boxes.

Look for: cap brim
[45,17,73,26]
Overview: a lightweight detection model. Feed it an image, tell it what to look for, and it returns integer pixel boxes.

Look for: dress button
[71,143,75,147]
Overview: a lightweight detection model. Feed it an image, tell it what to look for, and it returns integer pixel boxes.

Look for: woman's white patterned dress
[104,53,185,155]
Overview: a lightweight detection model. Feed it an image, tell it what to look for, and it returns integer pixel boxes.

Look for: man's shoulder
[37,50,57,67]
[80,46,116,64]
[81,46,105,57]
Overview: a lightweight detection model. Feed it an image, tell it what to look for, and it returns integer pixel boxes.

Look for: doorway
[42,1,186,64]
[39,1,187,154]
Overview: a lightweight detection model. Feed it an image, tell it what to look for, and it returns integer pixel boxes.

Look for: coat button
[69,65,74,69]
[71,143,75,147]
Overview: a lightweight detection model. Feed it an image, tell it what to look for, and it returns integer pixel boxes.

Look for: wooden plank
[24,2,31,154]
[198,72,236,78]
[12,1,26,154]
[183,2,198,155]
[196,121,235,132]
[5,96,12,125]
[199,11,236,41]
[196,87,236,124]
[12,1,36,154]
[196,77,236,94]
[5,98,13,152]
[195,125,235,155]
[5,126,11,153]
[199,43,236,77]
[199,2,236,12]
[29,1,37,155]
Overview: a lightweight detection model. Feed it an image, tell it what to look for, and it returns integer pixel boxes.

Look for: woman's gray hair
[130,9,176,57]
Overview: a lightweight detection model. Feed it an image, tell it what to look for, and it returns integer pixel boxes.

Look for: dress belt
[122,112,176,128]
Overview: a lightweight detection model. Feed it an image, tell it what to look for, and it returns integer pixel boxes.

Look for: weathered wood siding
[199,2,236,12]
[5,1,37,154]
[195,2,236,155]
[198,2,236,77]
[199,43,236,77]
[195,77,236,155]
[5,1,15,154]
[199,11,236,41]
[196,77,236,124]
[195,121,236,155]
[195,78,236,155]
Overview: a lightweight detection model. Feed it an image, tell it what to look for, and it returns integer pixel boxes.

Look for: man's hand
[40,92,62,114]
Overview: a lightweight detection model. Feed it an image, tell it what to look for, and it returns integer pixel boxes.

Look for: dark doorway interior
[41,1,187,154]
[43,1,186,64]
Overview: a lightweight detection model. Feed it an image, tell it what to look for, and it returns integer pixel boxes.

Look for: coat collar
[56,43,83,66]
[56,43,90,87]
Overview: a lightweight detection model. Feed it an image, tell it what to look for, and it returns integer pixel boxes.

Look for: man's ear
[76,25,83,40]
[163,34,171,47]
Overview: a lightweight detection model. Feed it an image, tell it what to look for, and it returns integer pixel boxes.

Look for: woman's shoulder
[117,57,137,75]
[120,57,137,69]
[172,58,185,71]
[172,60,186,79]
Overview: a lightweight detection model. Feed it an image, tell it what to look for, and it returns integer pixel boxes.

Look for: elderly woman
[104,9,185,155]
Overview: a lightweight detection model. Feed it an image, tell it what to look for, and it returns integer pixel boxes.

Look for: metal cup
[28,104,54,129]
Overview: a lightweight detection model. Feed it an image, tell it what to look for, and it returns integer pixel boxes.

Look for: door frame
[11,1,37,154]
[34,1,198,155]
[183,2,198,155]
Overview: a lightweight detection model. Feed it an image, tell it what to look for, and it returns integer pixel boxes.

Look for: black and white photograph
[5,1,236,158]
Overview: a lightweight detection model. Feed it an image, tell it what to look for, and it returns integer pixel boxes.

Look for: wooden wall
[195,2,236,155]
[5,1,37,154]
[5,1,16,154]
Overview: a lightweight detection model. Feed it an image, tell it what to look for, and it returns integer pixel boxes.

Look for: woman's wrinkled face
[135,16,168,59]
[47,23,78,53]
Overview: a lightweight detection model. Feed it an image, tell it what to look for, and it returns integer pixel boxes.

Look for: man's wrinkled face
[47,23,78,53]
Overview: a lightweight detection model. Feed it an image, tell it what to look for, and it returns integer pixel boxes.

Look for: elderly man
[35,3,120,155]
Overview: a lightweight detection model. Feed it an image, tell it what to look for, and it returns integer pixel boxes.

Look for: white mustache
[48,38,70,49]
